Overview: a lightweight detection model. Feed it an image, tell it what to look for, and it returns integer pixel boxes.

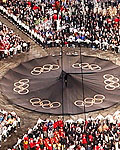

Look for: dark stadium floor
[0,14,120,150]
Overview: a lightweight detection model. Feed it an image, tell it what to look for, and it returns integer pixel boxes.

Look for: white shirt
[4,49,9,55]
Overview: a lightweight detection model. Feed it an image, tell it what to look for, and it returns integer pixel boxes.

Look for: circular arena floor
[1,52,120,115]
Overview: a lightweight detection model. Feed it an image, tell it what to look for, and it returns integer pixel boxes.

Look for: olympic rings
[51,64,60,70]
[19,79,29,83]
[103,74,114,80]
[72,63,81,69]
[74,100,84,107]
[84,98,94,107]
[31,64,59,76]
[13,79,29,95]
[50,102,61,108]
[74,94,105,108]
[103,74,120,90]
[14,82,24,87]
[40,100,51,109]
[31,67,43,75]
[94,94,105,104]
[30,98,61,109]
[43,64,53,72]
[80,63,90,70]
[90,64,101,71]
[72,63,101,71]
[18,89,29,95]
[30,98,41,106]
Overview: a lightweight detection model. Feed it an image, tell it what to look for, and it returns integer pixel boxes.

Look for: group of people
[0,0,119,52]
[0,109,20,147]
[0,0,120,149]
[0,21,30,60]
[8,111,120,150]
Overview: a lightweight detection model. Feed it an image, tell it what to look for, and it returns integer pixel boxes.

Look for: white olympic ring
[93,94,105,104]
[31,67,43,75]
[103,74,114,80]
[74,94,105,107]
[72,63,101,71]
[13,79,29,95]
[72,63,81,68]
[103,74,120,90]
[80,63,90,70]
[84,98,94,107]
[30,98,61,109]
[40,100,51,109]
[74,100,84,107]
[31,64,59,76]
[30,98,41,106]
[43,64,53,72]
[50,102,61,109]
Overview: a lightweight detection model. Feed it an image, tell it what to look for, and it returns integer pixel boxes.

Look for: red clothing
[44,138,50,148]
[52,4,55,7]
[89,134,93,142]
[58,120,64,127]
[5,44,10,50]
[64,41,68,45]
[48,144,53,150]
[94,145,100,150]
[39,138,43,144]
[60,131,65,137]
[44,140,48,149]
[0,42,4,47]
[30,138,34,141]
[59,128,63,133]
[60,6,64,11]
[85,120,88,126]
[53,122,58,129]
[50,137,55,144]
[36,145,40,150]
[53,14,58,20]
[24,136,29,141]
[59,128,64,137]
[114,18,119,23]
[33,5,39,10]
[106,18,111,24]
[55,1,60,7]
[36,142,40,150]
[82,134,87,144]
[0,46,4,50]
[23,140,28,149]
[54,136,59,143]
[30,142,35,148]
[27,1,31,6]
[43,125,48,131]
[54,131,59,136]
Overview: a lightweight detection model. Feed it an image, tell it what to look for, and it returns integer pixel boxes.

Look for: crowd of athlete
[0,109,20,148]
[0,0,120,52]
[8,112,120,150]
[0,21,30,60]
